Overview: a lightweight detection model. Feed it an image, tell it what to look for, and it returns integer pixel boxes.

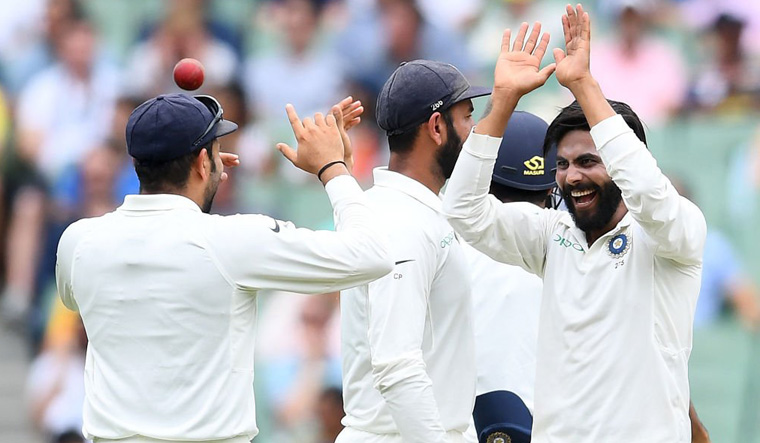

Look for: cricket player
[465,111,555,443]
[443,6,706,443]
[337,60,490,443]
[55,93,393,443]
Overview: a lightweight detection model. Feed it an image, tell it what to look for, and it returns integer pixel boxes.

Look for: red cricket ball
[173,58,205,91]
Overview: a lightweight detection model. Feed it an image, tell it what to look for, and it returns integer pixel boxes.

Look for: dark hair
[53,429,85,443]
[543,100,646,156]
[134,142,214,193]
[489,181,552,207]
[387,108,454,154]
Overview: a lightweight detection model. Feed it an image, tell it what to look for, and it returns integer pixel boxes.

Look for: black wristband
[317,160,347,182]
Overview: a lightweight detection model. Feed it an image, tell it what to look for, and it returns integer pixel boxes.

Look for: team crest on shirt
[607,233,631,259]
[486,432,512,443]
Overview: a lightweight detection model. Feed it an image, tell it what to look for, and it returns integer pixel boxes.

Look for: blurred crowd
[1,0,759,442]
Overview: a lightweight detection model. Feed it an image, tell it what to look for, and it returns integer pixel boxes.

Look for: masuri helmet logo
[523,155,545,175]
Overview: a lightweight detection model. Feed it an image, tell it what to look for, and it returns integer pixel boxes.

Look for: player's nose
[565,165,583,184]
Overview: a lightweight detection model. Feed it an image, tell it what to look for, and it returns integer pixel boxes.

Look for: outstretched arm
[556,4,706,263]
[217,104,392,293]
[444,22,555,273]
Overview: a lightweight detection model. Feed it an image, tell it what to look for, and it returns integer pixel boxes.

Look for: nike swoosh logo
[395,259,415,265]
[270,220,280,233]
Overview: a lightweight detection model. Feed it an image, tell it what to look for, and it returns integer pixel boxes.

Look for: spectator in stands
[414,0,483,33]
[0,83,40,330]
[697,230,760,330]
[343,0,473,97]
[591,0,688,126]
[727,126,760,317]
[256,293,342,442]
[316,387,345,443]
[686,13,760,114]
[673,178,760,330]
[124,0,240,97]
[0,85,11,286]
[25,314,86,442]
[466,0,562,81]
[0,0,83,96]
[15,15,120,183]
[49,95,140,222]
[243,0,346,171]
[205,81,275,214]
[336,0,474,184]
[678,0,760,57]
[2,15,119,337]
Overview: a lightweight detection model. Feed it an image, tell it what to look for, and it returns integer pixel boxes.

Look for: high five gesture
[477,21,554,137]
[554,3,615,126]
[494,22,556,97]
[553,4,592,89]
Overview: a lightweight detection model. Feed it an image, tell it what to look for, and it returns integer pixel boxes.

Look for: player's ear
[194,148,210,181]
[424,112,444,146]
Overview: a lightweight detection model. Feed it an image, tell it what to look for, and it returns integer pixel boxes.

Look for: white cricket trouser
[336,427,474,443]
[93,436,251,443]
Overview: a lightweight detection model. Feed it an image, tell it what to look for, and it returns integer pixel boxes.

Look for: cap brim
[214,119,238,138]
[454,85,492,103]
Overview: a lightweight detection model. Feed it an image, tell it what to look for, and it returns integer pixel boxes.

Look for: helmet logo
[523,156,545,175]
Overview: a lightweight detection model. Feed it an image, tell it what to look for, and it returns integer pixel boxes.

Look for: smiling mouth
[571,189,597,208]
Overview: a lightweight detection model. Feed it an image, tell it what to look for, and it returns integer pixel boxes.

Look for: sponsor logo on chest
[553,233,584,252]
[440,230,456,248]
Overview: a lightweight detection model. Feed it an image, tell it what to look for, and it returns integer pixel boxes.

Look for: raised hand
[276,104,346,182]
[553,4,592,90]
[331,96,364,173]
[476,21,554,137]
[493,21,555,98]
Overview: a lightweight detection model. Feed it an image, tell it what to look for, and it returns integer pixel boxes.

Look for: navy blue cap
[473,391,533,443]
[126,93,238,162]
[376,60,491,136]
[493,111,556,191]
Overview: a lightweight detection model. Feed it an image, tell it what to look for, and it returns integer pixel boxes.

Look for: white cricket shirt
[462,243,541,410]
[443,115,706,443]
[55,175,392,442]
[340,168,476,443]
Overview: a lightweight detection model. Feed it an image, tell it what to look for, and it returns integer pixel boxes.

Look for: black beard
[562,180,623,233]
[202,161,219,214]
[436,119,463,179]
[201,191,216,214]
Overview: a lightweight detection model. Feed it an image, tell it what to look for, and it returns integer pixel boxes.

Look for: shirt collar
[561,210,634,246]
[119,194,202,212]
[372,167,443,213]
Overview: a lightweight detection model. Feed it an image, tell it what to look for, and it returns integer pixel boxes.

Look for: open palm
[493,22,555,97]
[554,4,592,88]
